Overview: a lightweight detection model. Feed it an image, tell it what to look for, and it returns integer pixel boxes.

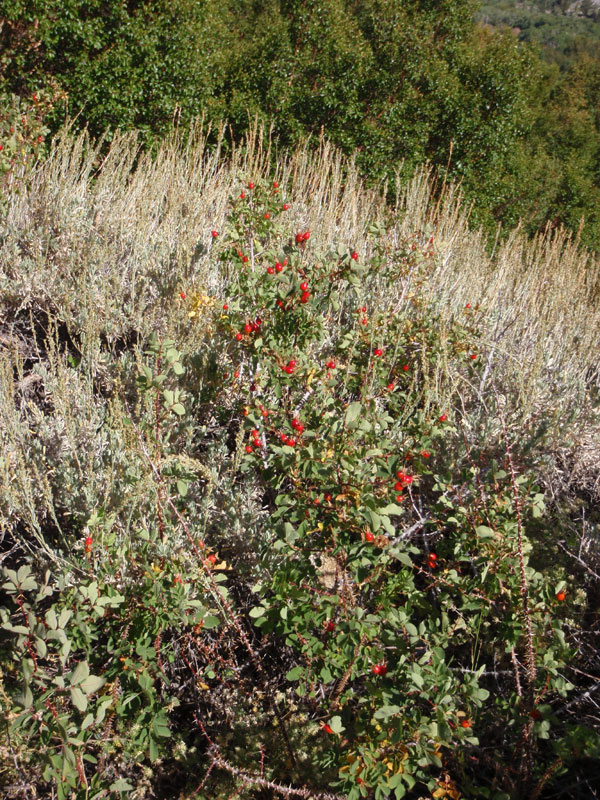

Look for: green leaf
[171,403,185,416]
[475,526,496,539]
[329,715,345,734]
[23,687,33,709]
[367,510,381,532]
[81,713,94,730]
[202,615,220,629]
[345,402,362,425]
[79,675,106,695]
[110,778,135,791]
[380,503,405,516]
[176,480,188,497]
[249,606,266,618]
[374,704,401,720]
[286,666,303,681]
[45,608,58,629]
[70,660,90,686]
[70,686,88,712]
[390,549,413,568]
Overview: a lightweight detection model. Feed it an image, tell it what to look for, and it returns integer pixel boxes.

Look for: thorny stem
[208,745,346,800]
[494,386,537,795]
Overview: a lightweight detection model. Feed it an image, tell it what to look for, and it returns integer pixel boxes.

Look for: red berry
[296,233,304,244]
[300,291,310,303]
[351,251,358,260]
[296,424,303,434]
[374,348,383,357]
[556,591,566,602]
[277,300,284,307]
[283,203,290,210]
[361,317,368,325]
[207,554,217,564]
[275,262,283,272]
[395,494,403,502]
[223,303,228,311]
[325,494,332,502]
[460,719,471,729]
[365,531,374,542]
[244,323,252,333]
[325,620,335,632]
[264,212,270,220]
[85,536,93,548]
[439,414,447,422]
[288,360,296,368]
[234,370,239,378]
[300,281,308,291]
[273,181,279,188]
[261,409,268,417]
[251,429,259,437]
[403,475,413,485]
[361,306,367,313]
[174,574,182,585]
[421,451,430,458]
[211,230,219,238]
[470,354,477,360]
[429,552,437,561]
[387,382,394,390]
[394,481,403,491]
[372,664,381,675]
[245,445,253,453]
[326,360,336,369]
[402,364,409,371]
[235,332,243,341]
[180,292,186,299]
[239,192,245,199]
[465,303,471,309]
[322,724,334,734]
[284,365,293,374]
[242,255,249,263]
[303,231,310,240]
[248,182,254,189]
[288,438,296,447]
[253,439,261,448]
[267,266,275,274]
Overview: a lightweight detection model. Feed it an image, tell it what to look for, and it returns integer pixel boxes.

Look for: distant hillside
[477,0,600,66]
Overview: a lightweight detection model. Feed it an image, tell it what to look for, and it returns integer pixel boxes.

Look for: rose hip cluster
[235,317,262,341]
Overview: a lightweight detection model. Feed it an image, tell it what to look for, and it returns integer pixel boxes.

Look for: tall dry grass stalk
[1,120,599,552]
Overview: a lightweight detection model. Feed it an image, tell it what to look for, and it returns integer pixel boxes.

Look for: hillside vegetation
[1,0,600,248]
[0,125,599,799]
